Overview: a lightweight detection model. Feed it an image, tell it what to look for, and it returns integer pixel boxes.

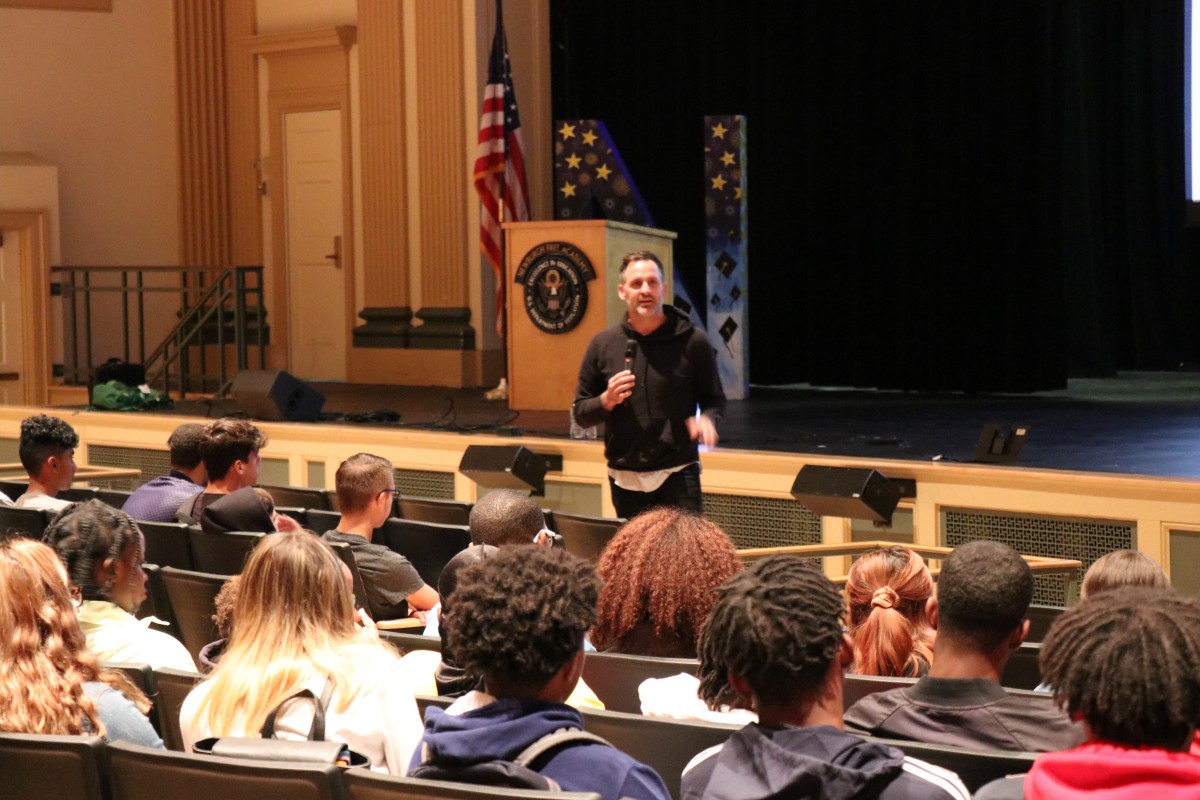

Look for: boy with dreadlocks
[682,554,969,800]
[976,585,1200,799]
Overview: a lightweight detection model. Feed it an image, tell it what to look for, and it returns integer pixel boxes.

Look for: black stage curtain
[551,0,1198,391]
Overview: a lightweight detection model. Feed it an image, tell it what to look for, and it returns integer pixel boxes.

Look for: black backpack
[411,728,613,791]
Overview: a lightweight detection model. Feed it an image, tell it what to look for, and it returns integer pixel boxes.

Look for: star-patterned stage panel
[552,120,653,225]
[704,115,749,399]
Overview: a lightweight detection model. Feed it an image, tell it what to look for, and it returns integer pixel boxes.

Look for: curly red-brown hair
[846,545,935,677]
[591,508,742,657]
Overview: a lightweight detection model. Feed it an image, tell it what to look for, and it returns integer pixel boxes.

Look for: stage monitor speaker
[231,370,325,423]
[458,445,548,495]
[790,465,901,524]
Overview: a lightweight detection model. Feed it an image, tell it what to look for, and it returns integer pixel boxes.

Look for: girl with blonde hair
[179,529,422,773]
[846,545,936,677]
[0,536,160,745]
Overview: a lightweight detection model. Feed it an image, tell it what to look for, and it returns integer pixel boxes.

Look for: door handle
[325,235,342,269]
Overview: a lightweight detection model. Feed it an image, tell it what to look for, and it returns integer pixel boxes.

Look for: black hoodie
[682,724,969,800]
[574,306,726,472]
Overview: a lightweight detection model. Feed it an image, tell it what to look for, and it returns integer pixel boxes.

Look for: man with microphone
[574,250,725,519]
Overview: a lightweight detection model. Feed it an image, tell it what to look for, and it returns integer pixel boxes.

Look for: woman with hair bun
[846,545,935,677]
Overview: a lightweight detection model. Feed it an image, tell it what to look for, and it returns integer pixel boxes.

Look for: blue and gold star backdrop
[704,114,749,399]
[553,120,653,225]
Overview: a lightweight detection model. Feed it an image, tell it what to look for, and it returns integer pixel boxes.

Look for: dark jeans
[609,462,703,519]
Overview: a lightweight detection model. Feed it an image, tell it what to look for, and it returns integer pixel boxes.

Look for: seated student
[846,545,936,677]
[682,555,969,800]
[197,574,240,672]
[468,489,554,546]
[321,453,437,622]
[122,422,207,522]
[0,536,161,747]
[181,530,423,774]
[844,540,1082,752]
[43,500,196,671]
[411,547,670,800]
[1079,548,1169,598]
[976,585,1200,800]
[591,507,742,659]
[198,485,281,534]
[14,413,79,512]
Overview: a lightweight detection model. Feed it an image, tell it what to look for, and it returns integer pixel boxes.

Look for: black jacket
[574,306,725,472]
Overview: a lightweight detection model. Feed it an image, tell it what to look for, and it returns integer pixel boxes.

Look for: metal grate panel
[704,493,822,550]
[395,468,455,500]
[87,444,169,489]
[942,508,1134,605]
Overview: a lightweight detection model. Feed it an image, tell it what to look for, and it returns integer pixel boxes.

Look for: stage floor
[162,370,1200,480]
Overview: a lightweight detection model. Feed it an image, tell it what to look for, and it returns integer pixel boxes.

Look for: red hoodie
[1027,738,1200,800]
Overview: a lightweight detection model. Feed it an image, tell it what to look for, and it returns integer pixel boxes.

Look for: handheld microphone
[624,340,637,371]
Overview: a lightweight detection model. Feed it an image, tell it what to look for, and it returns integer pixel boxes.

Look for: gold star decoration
[734,187,743,200]
[711,175,727,191]
[560,181,577,198]
[595,164,612,180]
[558,122,576,139]
[721,151,736,166]
[565,154,582,169]
[711,122,728,139]
[581,130,598,146]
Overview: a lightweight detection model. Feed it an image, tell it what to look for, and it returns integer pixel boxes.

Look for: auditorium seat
[107,739,344,800]
[580,651,699,714]
[187,529,263,575]
[876,738,1037,792]
[0,505,50,538]
[304,508,341,534]
[547,512,624,564]
[579,707,738,800]
[138,520,196,570]
[152,667,203,752]
[1025,604,1066,642]
[257,484,331,511]
[414,693,453,717]
[1000,642,1042,690]
[0,733,108,800]
[376,518,470,587]
[159,567,228,666]
[58,486,133,508]
[343,770,602,800]
[379,629,443,655]
[843,673,917,709]
[397,496,473,526]
[0,478,26,498]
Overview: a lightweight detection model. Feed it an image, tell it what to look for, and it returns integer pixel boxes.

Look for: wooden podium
[504,220,677,412]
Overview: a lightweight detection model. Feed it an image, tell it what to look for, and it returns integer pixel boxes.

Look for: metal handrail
[52,265,266,399]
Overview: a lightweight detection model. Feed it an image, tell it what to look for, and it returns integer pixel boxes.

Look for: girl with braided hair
[682,555,968,800]
[977,585,1200,800]
[43,499,195,670]
[846,545,936,676]
[0,536,161,745]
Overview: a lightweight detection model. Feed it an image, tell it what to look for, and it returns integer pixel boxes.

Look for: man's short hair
[618,249,664,279]
[468,490,545,546]
[1041,586,1200,750]
[19,414,79,477]
[200,418,267,481]
[936,540,1033,649]
[168,423,206,471]
[442,547,598,690]
[335,453,393,514]
[696,555,845,710]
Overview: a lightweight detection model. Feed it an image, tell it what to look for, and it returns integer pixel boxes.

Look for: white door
[0,230,25,404]
[285,110,348,380]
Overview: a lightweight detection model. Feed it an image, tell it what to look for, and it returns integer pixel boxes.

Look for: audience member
[178,419,297,529]
[977,586,1200,799]
[1080,548,1169,599]
[197,574,240,672]
[844,539,1082,751]
[591,507,741,658]
[468,489,551,546]
[14,413,79,512]
[411,546,670,800]
[0,536,161,746]
[43,499,195,671]
[846,545,936,677]
[321,453,437,622]
[199,485,280,534]
[180,529,423,773]
[681,555,968,800]
[122,422,207,522]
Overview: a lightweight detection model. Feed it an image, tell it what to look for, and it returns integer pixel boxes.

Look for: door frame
[0,210,51,405]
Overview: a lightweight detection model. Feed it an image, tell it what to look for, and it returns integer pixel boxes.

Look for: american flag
[474,0,529,338]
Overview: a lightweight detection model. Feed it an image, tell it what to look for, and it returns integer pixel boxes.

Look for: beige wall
[0,0,179,265]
